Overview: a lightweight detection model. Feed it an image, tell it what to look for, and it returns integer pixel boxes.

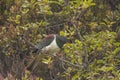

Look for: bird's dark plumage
[33,34,54,53]
[32,34,67,54]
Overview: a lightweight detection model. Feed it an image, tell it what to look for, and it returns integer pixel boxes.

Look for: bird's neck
[56,35,64,48]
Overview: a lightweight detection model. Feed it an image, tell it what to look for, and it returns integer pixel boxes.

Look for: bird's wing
[33,35,54,53]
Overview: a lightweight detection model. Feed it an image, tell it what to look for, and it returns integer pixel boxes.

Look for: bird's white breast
[41,35,60,54]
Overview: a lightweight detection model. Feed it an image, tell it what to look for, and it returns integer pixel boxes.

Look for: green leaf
[16,15,21,20]
[42,57,52,64]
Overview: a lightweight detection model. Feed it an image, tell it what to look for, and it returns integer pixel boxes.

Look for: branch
[50,54,83,68]
[71,8,89,69]
[58,57,83,68]
[45,19,69,29]
[22,33,37,49]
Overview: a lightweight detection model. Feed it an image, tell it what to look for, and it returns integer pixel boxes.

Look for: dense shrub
[0,0,120,80]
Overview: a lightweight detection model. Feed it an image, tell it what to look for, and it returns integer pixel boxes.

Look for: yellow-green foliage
[0,0,120,80]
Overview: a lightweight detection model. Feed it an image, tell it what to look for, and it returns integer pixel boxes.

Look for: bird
[26,34,67,72]
[33,34,67,55]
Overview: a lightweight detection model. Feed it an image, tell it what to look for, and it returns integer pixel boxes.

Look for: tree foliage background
[0,0,120,80]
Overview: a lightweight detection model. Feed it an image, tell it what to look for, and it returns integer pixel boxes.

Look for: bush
[0,0,120,79]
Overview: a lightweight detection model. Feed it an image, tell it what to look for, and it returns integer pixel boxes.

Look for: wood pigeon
[33,34,67,54]
[26,34,67,71]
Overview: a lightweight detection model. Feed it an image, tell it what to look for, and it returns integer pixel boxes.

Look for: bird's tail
[26,57,37,71]
[26,53,42,71]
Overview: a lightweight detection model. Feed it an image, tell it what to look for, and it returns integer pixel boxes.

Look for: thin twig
[71,8,89,68]
[22,34,37,48]
[59,57,83,68]
[45,19,69,29]
[50,54,83,68]
[72,21,89,68]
